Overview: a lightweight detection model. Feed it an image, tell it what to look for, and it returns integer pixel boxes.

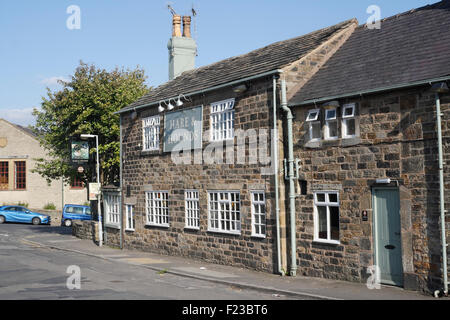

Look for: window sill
[140,149,161,156]
[312,239,340,246]
[125,228,135,232]
[251,234,266,239]
[145,223,170,228]
[207,229,241,236]
[184,226,200,231]
[105,223,120,230]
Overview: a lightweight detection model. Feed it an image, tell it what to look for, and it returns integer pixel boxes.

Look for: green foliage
[32,61,150,185]
[43,203,56,210]
[17,202,29,208]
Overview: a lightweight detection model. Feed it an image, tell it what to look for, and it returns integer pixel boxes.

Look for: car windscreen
[65,206,84,214]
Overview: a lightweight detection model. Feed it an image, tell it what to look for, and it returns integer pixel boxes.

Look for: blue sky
[0,0,432,126]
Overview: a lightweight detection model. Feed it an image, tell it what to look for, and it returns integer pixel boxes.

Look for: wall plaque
[163,105,203,152]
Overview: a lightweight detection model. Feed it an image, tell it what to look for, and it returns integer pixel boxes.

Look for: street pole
[96,135,103,247]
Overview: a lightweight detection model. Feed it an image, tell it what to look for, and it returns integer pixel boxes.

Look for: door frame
[372,186,404,286]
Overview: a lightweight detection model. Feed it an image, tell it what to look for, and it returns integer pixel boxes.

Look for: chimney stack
[172,14,182,37]
[168,14,197,80]
[182,16,192,38]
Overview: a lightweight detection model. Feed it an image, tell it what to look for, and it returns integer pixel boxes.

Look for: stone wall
[72,220,99,243]
[292,86,450,293]
[118,77,277,272]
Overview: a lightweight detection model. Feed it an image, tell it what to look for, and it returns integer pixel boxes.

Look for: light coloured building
[0,118,87,211]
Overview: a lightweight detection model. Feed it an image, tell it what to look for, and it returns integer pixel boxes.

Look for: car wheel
[0,216,5,224]
[64,219,72,227]
[32,217,41,225]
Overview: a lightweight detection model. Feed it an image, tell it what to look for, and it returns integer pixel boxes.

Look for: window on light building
[14,161,26,190]
[0,161,8,190]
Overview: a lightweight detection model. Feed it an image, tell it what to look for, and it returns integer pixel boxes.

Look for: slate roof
[289,0,450,105]
[120,18,357,113]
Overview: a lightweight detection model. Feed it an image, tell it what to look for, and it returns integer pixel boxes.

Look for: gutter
[280,78,297,277]
[119,116,124,249]
[272,74,283,276]
[115,69,284,115]
[290,75,450,107]
[435,92,448,295]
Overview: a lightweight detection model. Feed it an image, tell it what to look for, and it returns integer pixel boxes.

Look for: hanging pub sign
[71,137,90,164]
[163,105,203,152]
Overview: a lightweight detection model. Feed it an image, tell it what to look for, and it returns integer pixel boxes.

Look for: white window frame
[342,103,357,139]
[306,108,321,141]
[207,190,241,235]
[185,190,200,230]
[142,115,160,151]
[313,191,340,244]
[104,193,121,228]
[145,191,169,227]
[324,108,338,140]
[125,204,135,231]
[251,191,266,238]
[210,98,235,142]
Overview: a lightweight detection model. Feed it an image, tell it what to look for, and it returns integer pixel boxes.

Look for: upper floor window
[306,109,321,141]
[342,103,356,138]
[142,115,160,151]
[210,98,235,141]
[325,108,338,140]
[14,161,26,190]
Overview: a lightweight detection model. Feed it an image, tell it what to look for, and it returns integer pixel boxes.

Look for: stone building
[0,118,88,210]
[109,1,450,294]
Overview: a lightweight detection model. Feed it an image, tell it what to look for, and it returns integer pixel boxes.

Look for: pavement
[21,225,441,300]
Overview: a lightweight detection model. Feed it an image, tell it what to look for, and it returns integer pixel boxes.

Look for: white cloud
[40,76,70,86]
[1,107,39,127]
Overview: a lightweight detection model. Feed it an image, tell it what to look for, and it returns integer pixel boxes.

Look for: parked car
[62,204,92,227]
[0,206,51,225]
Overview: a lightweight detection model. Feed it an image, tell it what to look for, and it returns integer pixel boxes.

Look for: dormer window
[306,109,321,141]
[325,108,338,140]
[342,103,356,138]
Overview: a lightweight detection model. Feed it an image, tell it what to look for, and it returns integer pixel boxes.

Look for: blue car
[62,204,92,227]
[0,206,51,225]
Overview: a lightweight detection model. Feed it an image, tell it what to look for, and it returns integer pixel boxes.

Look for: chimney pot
[172,14,182,37]
[182,16,192,38]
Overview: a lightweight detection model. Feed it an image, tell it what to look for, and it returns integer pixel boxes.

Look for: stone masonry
[292,87,450,294]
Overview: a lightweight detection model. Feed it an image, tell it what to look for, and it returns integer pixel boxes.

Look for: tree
[32,61,150,186]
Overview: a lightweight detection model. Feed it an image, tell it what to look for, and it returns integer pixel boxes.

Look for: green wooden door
[373,188,403,286]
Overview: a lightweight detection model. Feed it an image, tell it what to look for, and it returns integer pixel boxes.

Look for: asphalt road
[0,223,292,300]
